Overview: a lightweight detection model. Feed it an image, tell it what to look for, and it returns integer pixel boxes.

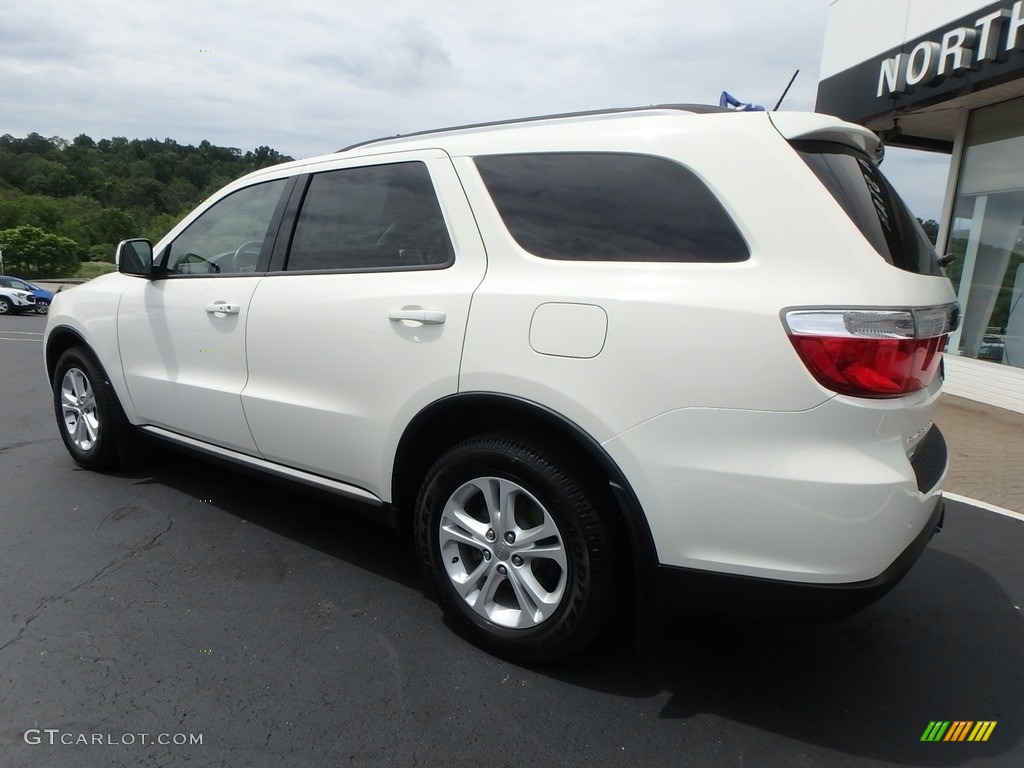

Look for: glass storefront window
[946,96,1024,369]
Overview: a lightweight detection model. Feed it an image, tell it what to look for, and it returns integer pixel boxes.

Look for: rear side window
[792,140,942,276]
[285,162,452,272]
[474,153,748,263]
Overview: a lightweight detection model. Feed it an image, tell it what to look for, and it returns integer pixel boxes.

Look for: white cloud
[0,0,950,216]
[0,0,829,154]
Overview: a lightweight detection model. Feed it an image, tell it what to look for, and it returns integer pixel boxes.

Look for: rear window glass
[792,140,942,276]
[473,153,748,263]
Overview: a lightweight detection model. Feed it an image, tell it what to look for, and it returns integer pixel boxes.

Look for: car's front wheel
[0,297,12,315]
[415,434,622,662]
[53,347,131,470]
[35,300,50,314]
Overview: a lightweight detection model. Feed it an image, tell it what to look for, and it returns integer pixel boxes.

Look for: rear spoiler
[768,112,884,164]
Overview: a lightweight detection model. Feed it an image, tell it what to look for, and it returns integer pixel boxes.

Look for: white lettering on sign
[906,41,940,86]
[1009,0,1024,49]
[975,8,1010,61]
[877,53,907,97]
[938,27,977,74]
[877,1,1024,97]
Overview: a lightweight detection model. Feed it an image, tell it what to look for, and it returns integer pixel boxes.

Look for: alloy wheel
[60,367,100,451]
[438,476,567,629]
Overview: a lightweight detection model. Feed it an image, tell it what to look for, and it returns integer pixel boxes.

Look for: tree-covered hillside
[0,133,293,277]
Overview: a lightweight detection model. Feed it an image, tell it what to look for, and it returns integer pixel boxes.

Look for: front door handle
[205,302,240,315]
[389,309,446,325]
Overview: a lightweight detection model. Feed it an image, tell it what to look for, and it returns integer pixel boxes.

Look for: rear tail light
[782,305,958,398]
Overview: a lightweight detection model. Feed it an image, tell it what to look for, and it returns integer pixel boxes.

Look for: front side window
[165,179,288,275]
[474,152,749,263]
[793,141,942,277]
[285,162,452,271]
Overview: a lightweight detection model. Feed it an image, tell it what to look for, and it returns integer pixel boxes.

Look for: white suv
[0,285,37,314]
[44,105,958,661]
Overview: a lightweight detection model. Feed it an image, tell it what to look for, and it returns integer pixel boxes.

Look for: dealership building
[817,0,1024,413]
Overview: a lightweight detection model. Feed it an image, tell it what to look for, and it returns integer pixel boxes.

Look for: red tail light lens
[783,305,958,398]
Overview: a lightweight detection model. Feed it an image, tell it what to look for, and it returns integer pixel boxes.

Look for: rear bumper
[604,396,947,584]
[651,493,944,619]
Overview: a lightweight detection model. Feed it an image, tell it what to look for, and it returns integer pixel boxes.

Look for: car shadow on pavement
[123,450,1022,766]
[120,448,423,592]
[553,547,1024,766]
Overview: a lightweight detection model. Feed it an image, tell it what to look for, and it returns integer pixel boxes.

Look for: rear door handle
[388,309,446,325]
[205,302,240,315]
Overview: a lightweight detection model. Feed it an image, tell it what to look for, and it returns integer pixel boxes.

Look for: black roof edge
[336,103,729,153]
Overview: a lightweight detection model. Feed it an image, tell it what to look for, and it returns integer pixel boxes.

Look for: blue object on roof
[719,91,765,112]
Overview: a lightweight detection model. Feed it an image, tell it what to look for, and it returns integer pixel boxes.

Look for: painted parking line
[945,492,1024,522]
[0,334,43,342]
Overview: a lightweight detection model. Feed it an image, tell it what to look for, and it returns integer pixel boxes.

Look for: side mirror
[116,239,154,276]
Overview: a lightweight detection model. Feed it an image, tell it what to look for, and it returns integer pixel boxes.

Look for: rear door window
[792,140,942,276]
[285,162,452,272]
[474,152,748,263]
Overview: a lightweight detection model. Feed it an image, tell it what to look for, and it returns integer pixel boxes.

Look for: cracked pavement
[2,313,1023,767]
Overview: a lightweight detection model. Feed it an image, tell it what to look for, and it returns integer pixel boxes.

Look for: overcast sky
[0,0,950,220]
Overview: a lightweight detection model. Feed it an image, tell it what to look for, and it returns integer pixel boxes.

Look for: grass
[75,261,118,279]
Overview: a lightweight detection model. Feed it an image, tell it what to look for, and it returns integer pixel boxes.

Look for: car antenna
[773,69,800,111]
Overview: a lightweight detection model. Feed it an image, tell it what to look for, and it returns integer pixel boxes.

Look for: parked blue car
[0,276,56,314]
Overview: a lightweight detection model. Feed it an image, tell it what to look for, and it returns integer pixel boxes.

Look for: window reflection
[946,97,1024,369]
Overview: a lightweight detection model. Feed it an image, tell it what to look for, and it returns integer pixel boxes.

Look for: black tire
[0,297,12,315]
[52,347,133,470]
[35,300,50,314]
[415,434,622,662]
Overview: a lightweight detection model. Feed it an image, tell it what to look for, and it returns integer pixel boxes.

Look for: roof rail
[336,103,727,153]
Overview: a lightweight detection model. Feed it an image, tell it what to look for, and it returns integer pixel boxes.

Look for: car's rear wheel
[415,434,622,662]
[53,347,131,470]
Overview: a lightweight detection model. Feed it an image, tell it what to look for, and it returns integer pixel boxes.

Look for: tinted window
[286,162,452,271]
[793,141,942,276]
[474,153,748,262]
[166,179,287,275]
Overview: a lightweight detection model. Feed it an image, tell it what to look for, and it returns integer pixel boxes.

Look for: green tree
[14,132,59,158]
[157,178,200,214]
[0,195,63,230]
[0,146,28,188]
[0,224,79,277]
[918,218,940,245]
[142,211,185,244]
[86,208,138,246]
[244,145,285,169]
[150,151,179,184]
[0,131,293,271]
[24,157,77,197]
[88,243,117,262]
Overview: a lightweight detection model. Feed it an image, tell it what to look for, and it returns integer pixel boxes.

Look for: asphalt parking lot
[2,311,1022,768]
